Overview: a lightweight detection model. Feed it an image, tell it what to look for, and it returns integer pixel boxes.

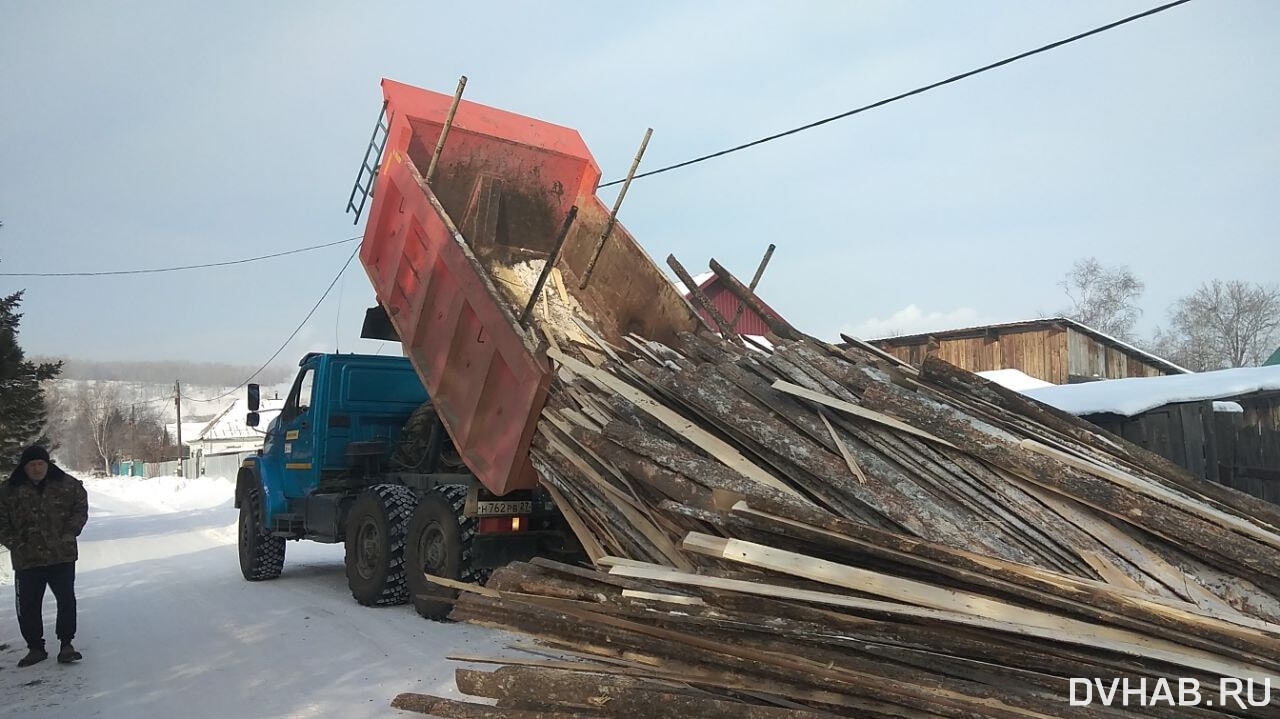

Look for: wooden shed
[869,317,1187,385]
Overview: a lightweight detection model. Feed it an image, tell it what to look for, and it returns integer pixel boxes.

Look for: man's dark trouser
[14,562,76,649]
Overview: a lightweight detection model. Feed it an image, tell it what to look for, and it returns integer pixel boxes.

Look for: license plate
[476,500,533,517]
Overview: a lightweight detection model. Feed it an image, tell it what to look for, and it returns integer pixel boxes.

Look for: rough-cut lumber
[390,693,587,718]
[668,254,740,342]
[815,409,867,485]
[547,347,802,500]
[1023,438,1280,551]
[921,355,1280,528]
[399,326,1280,719]
[456,666,845,719]
[680,534,1280,683]
[860,381,1280,587]
[772,380,956,449]
[724,502,1280,657]
[708,258,801,341]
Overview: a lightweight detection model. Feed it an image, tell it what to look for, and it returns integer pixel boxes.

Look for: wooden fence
[1085,399,1280,503]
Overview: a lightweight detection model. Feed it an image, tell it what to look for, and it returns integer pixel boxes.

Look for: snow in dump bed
[1023,364,1280,417]
[0,475,510,718]
[977,368,1054,392]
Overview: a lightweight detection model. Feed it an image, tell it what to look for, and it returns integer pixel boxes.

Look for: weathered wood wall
[876,324,1175,385]
[1065,328,1166,382]
[877,327,1070,384]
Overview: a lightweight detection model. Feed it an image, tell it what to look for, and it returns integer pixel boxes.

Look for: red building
[679,271,785,337]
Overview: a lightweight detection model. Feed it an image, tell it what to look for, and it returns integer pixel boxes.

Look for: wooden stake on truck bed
[667,254,741,343]
[708,258,800,340]
[728,244,776,332]
[579,128,652,289]
[519,206,578,327]
[425,75,467,184]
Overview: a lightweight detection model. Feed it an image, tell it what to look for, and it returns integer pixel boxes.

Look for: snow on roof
[166,422,213,445]
[1214,401,1244,413]
[196,397,285,442]
[677,271,717,297]
[976,369,1054,392]
[872,317,1191,376]
[1023,365,1280,417]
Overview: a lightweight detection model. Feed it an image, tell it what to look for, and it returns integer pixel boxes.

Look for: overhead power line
[0,236,361,277]
[181,243,363,404]
[599,0,1193,188]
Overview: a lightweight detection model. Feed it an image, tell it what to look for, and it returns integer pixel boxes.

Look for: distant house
[868,317,1187,385]
[165,421,213,450]
[1266,346,1280,367]
[193,397,284,457]
[677,271,785,337]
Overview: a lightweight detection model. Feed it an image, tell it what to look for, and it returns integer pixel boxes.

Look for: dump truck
[234,79,703,617]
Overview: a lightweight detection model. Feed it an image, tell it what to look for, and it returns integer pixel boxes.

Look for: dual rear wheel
[344,483,476,619]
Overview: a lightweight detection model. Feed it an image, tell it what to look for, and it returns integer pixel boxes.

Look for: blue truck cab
[234,352,575,618]
[255,353,427,525]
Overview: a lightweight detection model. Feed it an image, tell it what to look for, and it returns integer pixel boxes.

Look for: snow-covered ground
[0,475,508,718]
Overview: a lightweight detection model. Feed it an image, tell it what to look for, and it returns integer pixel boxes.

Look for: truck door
[279,358,321,498]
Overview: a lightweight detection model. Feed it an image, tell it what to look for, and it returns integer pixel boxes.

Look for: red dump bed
[360,79,700,495]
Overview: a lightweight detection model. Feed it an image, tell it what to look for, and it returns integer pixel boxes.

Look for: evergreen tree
[0,291,63,460]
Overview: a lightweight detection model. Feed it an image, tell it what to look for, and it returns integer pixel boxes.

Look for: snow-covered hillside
[0,475,507,718]
[45,378,293,426]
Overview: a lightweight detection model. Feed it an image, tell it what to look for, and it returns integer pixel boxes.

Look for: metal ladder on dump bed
[346,101,393,224]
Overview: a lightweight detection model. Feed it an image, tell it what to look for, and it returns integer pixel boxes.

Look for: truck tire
[405,485,477,620]
[392,400,465,472]
[238,484,285,581]
[344,484,418,606]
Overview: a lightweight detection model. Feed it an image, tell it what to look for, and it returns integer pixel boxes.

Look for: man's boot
[57,642,82,664]
[18,645,48,668]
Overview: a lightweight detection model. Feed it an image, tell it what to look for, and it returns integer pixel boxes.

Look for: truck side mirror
[247,384,260,412]
[246,412,260,428]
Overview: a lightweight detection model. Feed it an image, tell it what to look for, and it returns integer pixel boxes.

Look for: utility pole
[174,380,184,477]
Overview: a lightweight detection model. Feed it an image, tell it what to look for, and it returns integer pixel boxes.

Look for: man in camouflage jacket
[0,445,88,667]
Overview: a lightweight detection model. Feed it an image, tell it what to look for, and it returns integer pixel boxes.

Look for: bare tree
[1059,258,1145,341]
[77,381,123,474]
[1151,280,1280,370]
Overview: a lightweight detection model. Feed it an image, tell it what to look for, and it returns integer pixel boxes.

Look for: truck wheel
[344,484,418,606]
[405,485,477,620]
[238,485,285,581]
[393,401,465,472]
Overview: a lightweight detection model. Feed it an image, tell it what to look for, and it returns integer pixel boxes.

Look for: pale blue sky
[2,1,1276,369]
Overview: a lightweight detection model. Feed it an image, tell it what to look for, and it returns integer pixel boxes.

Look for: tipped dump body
[359,79,699,495]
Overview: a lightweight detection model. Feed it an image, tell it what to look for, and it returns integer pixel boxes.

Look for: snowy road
[0,477,508,718]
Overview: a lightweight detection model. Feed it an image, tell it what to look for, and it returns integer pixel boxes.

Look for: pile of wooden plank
[393,282,1280,717]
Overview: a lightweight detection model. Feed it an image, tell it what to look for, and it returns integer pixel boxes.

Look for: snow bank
[2,470,509,718]
[977,369,1054,392]
[84,475,234,512]
[1024,365,1280,417]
